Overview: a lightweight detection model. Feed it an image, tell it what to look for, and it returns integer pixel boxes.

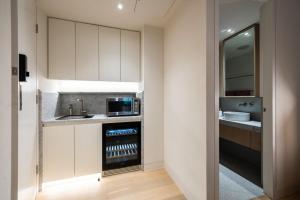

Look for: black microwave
[106,97,140,117]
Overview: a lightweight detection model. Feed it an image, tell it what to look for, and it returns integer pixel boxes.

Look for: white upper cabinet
[74,124,101,176]
[99,27,121,81]
[121,30,141,82]
[76,23,99,80]
[48,18,140,82]
[48,18,76,80]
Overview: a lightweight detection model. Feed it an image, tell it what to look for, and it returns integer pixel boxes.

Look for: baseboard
[164,163,195,200]
[143,161,164,171]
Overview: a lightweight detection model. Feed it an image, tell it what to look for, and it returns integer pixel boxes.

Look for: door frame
[206,0,277,199]
[11,0,19,199]
[206,0,219,199]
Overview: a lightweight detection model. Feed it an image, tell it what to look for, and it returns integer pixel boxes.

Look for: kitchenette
[40,92,143,186]
[36,14,161,190]
[3,0,299,199]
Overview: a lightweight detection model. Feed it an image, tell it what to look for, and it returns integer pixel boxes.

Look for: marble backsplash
[41,92,137,121]
[41,92,60,121]
[220,97,262,121]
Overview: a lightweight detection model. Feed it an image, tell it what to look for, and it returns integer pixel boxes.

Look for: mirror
[221,24,259,96]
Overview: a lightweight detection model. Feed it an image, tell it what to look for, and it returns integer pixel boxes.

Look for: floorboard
[36,168,299,200]
[37,169,186,200]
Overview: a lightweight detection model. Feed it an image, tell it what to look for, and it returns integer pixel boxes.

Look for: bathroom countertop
[219,116,261,133]
[42,114,143,127]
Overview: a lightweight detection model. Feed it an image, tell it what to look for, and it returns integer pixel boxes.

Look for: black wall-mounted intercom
[19,54,30,82]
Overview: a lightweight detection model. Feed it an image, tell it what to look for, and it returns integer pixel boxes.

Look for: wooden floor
[37,169,186,200]
[37,169,299,200]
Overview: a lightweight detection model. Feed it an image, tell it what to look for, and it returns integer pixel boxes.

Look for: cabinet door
[75,124,101,176]
[43,125,74,182]
[121,30,141,82]
[99,27,121,81]
[76,23,99,80]
[48,18,75,80]
[250,131,261,152]
[220,124,251,148]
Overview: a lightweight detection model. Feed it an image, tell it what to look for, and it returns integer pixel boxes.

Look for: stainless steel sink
[56,115,94,120]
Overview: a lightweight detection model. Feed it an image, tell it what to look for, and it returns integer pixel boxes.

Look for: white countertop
[42,114,143,127]
[219,116,261,132]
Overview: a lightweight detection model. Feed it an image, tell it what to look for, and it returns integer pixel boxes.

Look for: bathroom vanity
[219,117,261,152]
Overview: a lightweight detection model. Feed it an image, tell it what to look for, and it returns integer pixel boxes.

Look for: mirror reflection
[221,24,259,96]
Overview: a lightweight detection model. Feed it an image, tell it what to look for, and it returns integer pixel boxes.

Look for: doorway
[206,0,275,200]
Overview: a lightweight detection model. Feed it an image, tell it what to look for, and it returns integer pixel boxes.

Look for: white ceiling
[219,0,265,41]
[37,0,179,30]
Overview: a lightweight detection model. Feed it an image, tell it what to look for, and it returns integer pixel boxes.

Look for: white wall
[164,0,207,199]
[18,0,38,199]
[0,0,12,199]
[142,25,164,170]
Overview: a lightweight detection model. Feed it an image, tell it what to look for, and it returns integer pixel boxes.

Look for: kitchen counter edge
[42,115,143,127]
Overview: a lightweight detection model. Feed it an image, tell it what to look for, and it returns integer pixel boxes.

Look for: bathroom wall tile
[220,97,262,121]
[58,92,136,116]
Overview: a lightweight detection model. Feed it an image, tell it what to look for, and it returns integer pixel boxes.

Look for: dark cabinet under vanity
[102,122,141,174]
[220,124,261,152]
[219,124,262,186]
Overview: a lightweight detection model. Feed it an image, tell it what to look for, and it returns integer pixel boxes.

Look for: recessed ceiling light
[117,3,123,10]
[244,32,250,37]
[221,29,235,34]
[226,29,235,34]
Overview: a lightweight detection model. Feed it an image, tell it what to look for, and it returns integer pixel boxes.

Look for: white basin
[223,111,250,122]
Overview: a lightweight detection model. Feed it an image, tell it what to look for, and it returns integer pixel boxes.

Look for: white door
[48,18,76,80]
[43,126,75,182]
[76,23,99,80]
[75,124,102,176]
[121,30,141,82]
[99,26,121,81]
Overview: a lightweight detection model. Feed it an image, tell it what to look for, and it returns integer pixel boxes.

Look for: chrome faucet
[76,97,87,116]
[238,102,248,106]
[68,104,73,116]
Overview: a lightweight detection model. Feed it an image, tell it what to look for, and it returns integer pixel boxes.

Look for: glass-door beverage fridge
[102,121,141,176]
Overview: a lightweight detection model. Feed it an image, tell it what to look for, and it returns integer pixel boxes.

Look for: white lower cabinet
[75,124,101,176]
[43,125,75,182]
[43,123,102,183]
